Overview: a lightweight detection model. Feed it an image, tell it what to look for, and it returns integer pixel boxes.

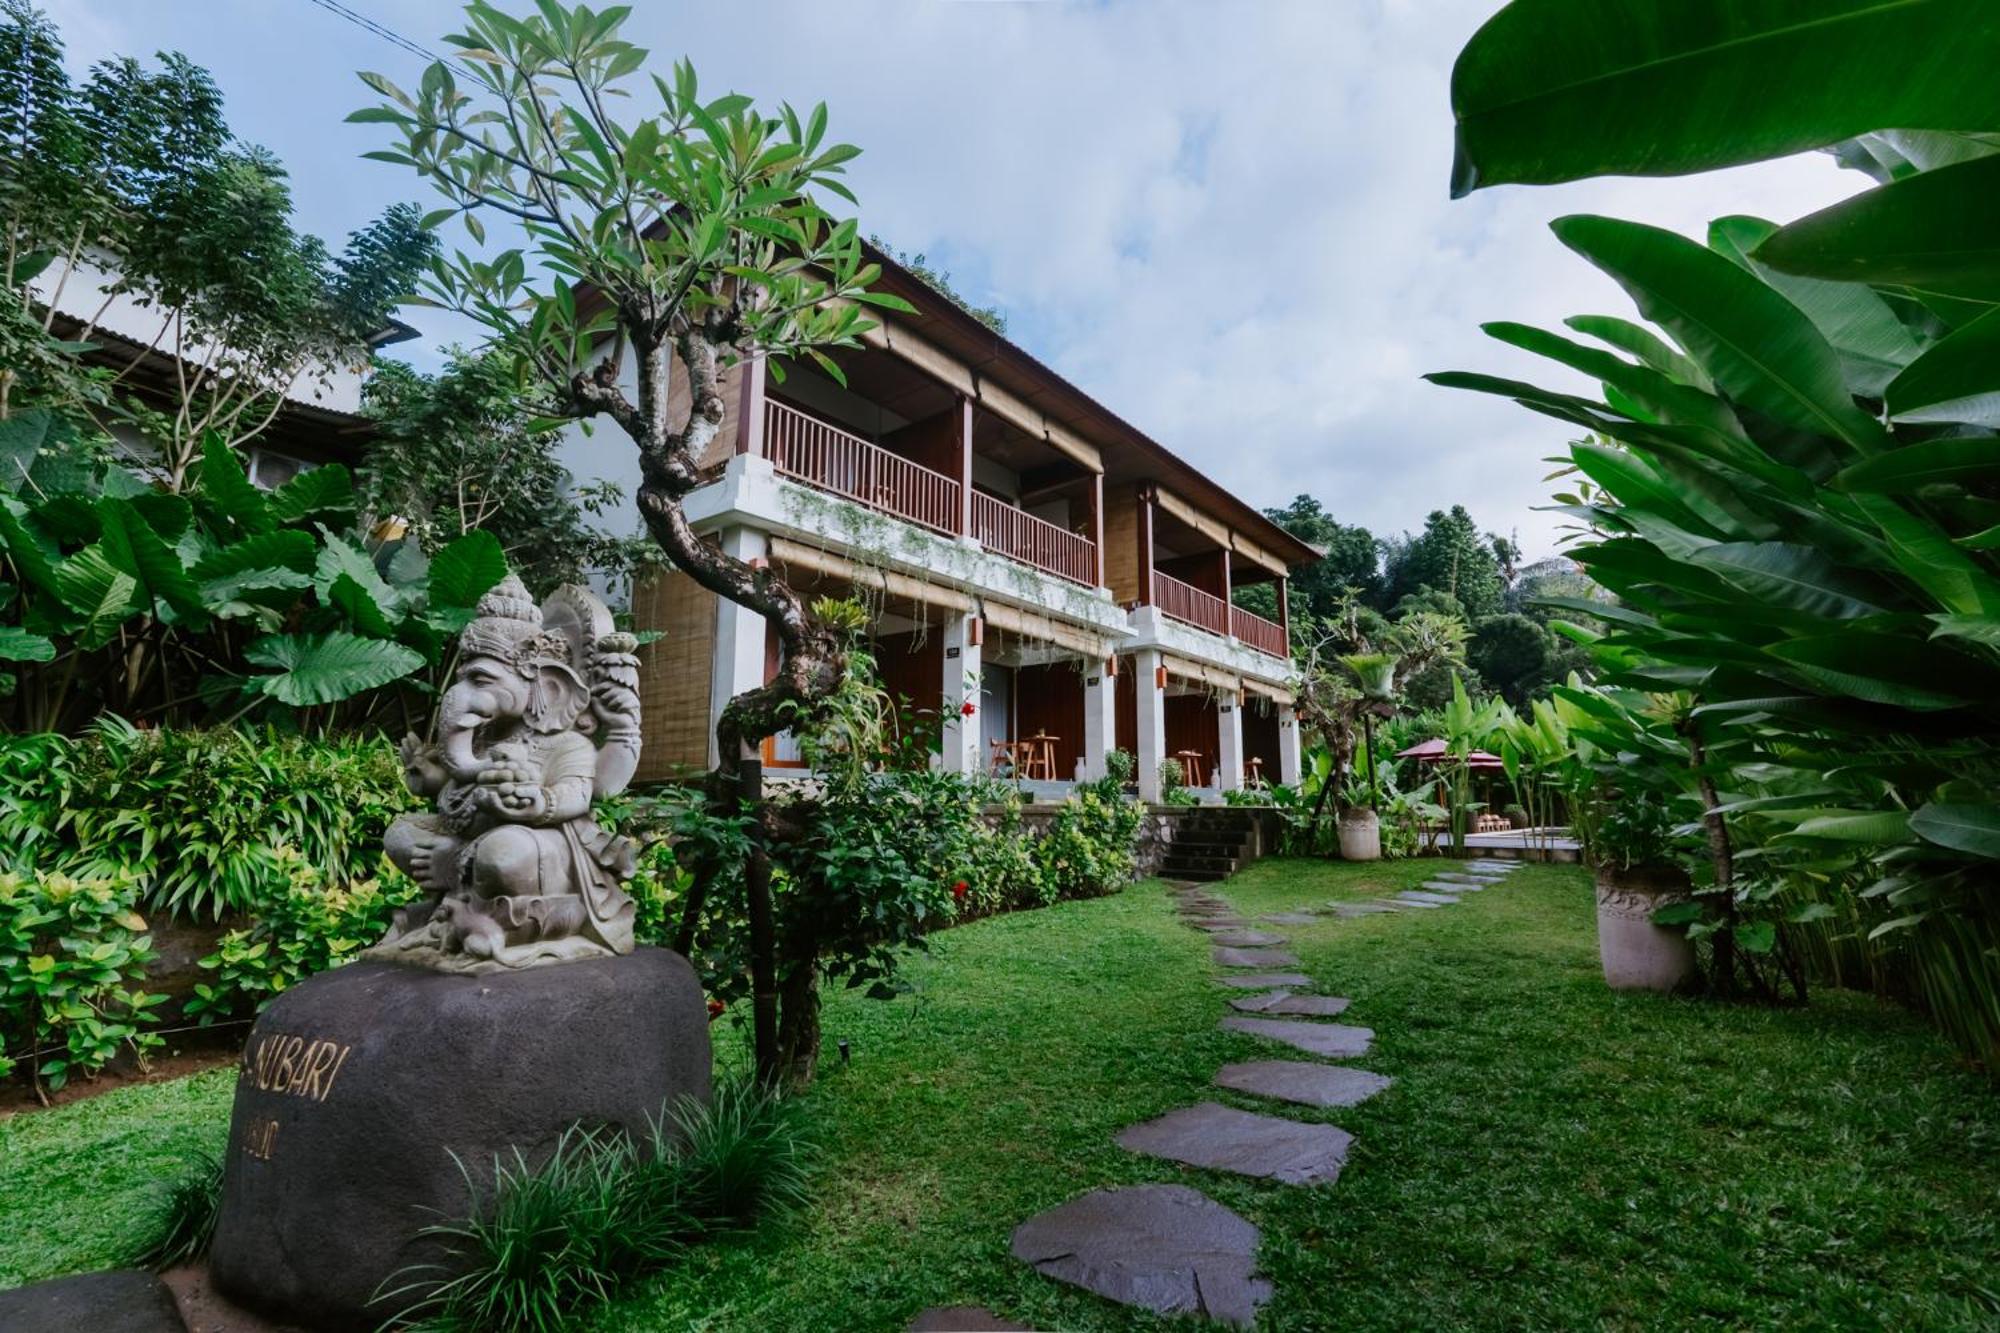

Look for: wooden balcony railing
[765,400,960,536]
[970,492,1096,586]
[1231,605,1288,658]
[1154,570,1230,636]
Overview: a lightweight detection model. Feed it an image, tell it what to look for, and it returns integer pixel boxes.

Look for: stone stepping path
[1260,911,1322,925]
[1213,945,1301,968]
[1397,890,1460,905]
[1011,1184,1271,1329]
[1228,990,1352,1017]
[1220,1014,1374,1058]
[1190,918,1251,931]
[1426,877,1487,891]
[1215,970,1314,989]
[1206,928,1288,948]
[907,1307,1031,1331]
[1328,901,1400,918]
[1382,896,1441,909]
[1215,1060,1394,1108]
[1117,1101,1352,1185]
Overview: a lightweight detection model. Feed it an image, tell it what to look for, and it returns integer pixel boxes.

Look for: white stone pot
[1594,863,1696,992]
[1337,808,1381,861]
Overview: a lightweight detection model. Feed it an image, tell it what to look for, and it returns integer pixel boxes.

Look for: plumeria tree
[351,0,910,1080]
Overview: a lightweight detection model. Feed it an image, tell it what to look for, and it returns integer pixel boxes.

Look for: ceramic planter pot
[1338,807,1382,861]
[1594,862,1695,992]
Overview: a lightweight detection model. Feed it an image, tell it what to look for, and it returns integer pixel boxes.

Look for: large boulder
[208,948,710,1330]
[0,1270,185,1333]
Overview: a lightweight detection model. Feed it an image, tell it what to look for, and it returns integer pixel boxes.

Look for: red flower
[960,700,977,717]
[706,998,725,1022]
[952,880,969,903]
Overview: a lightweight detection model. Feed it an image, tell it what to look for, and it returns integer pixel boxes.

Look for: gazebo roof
[1394,738,1505,769]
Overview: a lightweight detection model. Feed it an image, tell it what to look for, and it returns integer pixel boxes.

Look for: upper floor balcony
[736,350,1102,589]
[1153,568,1289,658]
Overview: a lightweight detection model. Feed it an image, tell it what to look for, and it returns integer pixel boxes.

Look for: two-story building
[582,248,1316,801]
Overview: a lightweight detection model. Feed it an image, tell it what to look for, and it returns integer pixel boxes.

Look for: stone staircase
[1158,808,1269,882]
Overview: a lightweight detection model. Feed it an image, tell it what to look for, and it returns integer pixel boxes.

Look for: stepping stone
[1260,911,1321,925]
[1215,971,1313,989]
[1215,1060,1394,1108]
[1428,873,1488,886]
[0,1270,185,1333]
[1381,896,1440,909]
[1329,901,1399,918]
[908,1307,1032,1332]
[1398,891,1460,906]
[1011,1184,1271,1328]
[1424,879,1484,893]
[1117,1101,1352,1185]
[1220,1015,1374,1058]
[1227,990,1351,1017]
[1191,919,1251,931]
[1208,929,1287,948]
[1213,946,1301,968]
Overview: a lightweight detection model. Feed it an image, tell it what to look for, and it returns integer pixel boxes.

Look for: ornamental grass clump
[385,1075,815,1333]
[132,1149,225,1270]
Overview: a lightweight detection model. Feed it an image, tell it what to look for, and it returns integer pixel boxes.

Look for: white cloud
[49,0,1866,556]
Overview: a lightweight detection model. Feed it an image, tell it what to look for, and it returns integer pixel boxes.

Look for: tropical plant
[351,0,912,1084]
[1441,0,2000,1060]
[0,434,508,733]
[359,349,643,597]
[0,722,415,918]
[133,1149,225,1269]
[0,867,163,1102]
[1438,673,1506,855]
[384,1075,814,1332]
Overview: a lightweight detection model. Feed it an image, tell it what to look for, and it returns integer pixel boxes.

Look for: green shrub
[390,1075,814,1333]
[133,1149,225,1269]
[1032,790,1142,904]
[0,869,165,1098]
[0,722,416,919]
[183,852,420,1024]
[1155,758,1197,807]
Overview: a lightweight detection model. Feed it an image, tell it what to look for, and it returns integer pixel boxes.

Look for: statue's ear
[524,665,586,734]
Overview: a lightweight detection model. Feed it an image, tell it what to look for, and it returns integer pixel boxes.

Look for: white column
[940,611,982,775]
[1135,647,1167,802]
[1081,657,1118,781]
[1217,691,1244,792]
[709,526,769,769]
[1278,703,1302,787]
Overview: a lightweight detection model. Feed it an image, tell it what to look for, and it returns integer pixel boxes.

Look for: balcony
[765,399,960,536]
[1230,604,1288,658]
[762,399,1097,586]
[971,491,1096,586]
[1155,569,1289,660]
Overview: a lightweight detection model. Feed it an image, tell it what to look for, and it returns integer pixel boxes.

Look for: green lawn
[4,859,1996,1330]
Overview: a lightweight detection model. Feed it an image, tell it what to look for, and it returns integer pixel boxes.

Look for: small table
[1022,733,1060,781]
[1173,749,1207,788]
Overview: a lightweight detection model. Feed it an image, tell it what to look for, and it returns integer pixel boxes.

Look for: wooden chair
[988,738,1020,777]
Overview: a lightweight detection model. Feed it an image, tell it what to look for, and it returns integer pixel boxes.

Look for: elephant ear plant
[1437,0,2000,1058]
[352,1,911,1082]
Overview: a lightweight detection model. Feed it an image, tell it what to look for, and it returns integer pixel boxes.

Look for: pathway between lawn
[909,860,1523,1330]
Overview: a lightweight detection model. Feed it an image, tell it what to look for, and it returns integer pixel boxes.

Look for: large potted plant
[1586,788,1695,993]
[1335,653,1397,861]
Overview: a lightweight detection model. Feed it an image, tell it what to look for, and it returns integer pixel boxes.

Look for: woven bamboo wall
[632,569,718,782]
[1103,487,1141,604]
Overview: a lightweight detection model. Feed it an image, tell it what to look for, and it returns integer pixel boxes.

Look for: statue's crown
[461,574,568,673]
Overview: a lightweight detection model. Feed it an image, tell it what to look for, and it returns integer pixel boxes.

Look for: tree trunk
[1684,725,1738,995]
[776,952,822,1087]
[738,754,781,1085]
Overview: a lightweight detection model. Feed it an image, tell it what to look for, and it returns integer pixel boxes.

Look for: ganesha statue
[368,575,644,972]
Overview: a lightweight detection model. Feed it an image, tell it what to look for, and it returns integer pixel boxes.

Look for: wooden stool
[1245,756,1265,787]
[1023,733,1059,781]
[988,738,1016,777]
[1174,749,1207,787]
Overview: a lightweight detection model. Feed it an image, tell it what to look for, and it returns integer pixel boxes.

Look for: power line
[298,0,440,65]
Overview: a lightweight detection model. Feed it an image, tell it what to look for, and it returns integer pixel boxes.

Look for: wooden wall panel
[632,569,717,783]
[1243,698,1282,786]
[1014,661,1086,780]
[1164,693,1219,787]
[1158,549,1228,598]
[875,630,945,717]
[1103,488,1142,605]
[881,408,961,478]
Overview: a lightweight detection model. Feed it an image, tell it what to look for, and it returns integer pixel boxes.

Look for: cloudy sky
[48,0,1863,557]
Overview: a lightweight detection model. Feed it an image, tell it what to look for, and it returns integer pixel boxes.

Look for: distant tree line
[1235,495,1604,707]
